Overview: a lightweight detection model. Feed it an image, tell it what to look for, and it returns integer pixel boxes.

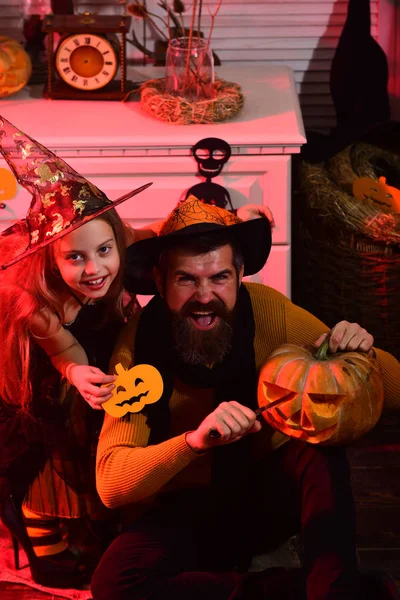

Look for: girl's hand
[236,204,275,227]
[67,364,116,410]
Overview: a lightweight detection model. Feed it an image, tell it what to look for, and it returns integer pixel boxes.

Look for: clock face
[55,34,118,91]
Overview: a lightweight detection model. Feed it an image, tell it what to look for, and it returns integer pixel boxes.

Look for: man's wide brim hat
[124,196,272,295]
[0,115,152,270]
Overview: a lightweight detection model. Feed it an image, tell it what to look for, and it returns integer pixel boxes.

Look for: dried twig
[197,0,203,39]
[166,3,171,39]
[129,0,223,100]
[183,0,198,89]
[205,0,223,54]
[127,29,156,58]
[158,0,183,34]
[143,0,147,64]
[173,0,186,36]
[185,0,222,92]
[128,1,169,40]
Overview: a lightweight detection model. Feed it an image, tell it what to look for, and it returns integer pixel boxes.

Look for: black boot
[0,495,89,589]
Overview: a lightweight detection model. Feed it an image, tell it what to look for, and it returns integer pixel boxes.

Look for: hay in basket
[301,143,400,249]
[294,142,400,359]
[140,78,244,125]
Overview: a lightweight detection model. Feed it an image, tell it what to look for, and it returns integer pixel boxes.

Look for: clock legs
[47,31,54,96]
[121,32,126,94]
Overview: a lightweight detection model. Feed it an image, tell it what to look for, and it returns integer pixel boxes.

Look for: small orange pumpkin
[257,340,384,446]
[0,168,18,202]
[0,36,32,98]
[352,175,400,213]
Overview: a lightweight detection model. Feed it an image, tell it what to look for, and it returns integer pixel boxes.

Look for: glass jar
[165,37,214,101]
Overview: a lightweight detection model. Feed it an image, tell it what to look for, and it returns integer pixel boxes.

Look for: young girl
[0,115,271,589]
[0,115,161,588]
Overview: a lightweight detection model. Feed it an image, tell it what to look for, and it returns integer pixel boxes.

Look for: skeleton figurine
[185,138,234,212]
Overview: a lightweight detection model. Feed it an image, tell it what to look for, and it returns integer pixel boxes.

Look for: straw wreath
[140,77,244,125]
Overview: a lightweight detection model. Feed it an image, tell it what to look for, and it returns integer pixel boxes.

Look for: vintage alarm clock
[42,13,135,100]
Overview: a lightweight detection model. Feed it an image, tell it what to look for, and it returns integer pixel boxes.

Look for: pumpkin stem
[315,338,331,361]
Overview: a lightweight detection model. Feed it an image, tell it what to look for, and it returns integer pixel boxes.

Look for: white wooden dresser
[0,64,306,299]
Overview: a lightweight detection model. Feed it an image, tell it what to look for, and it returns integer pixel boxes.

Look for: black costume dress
[0,302,122,518]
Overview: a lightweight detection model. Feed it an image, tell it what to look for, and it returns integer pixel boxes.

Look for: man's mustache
[179,300,229,319]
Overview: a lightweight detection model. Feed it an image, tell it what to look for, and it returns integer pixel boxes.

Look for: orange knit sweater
[96,283,400,510]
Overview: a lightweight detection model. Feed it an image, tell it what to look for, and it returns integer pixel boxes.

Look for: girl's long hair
[0,209,127,414]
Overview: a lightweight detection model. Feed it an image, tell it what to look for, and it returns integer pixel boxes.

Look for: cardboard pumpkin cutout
[102,363,164,418]
[0,168,18,202]
[352,176,400,213]
[257,340,384,445]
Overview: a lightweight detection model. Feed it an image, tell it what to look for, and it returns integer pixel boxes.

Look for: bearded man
[91,197,400,600]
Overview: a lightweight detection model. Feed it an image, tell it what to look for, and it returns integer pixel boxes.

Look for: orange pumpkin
[352,175,400,213]
[257,340,384,445]
[0,36,32,98]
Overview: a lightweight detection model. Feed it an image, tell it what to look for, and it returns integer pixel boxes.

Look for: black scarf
[134,285,258,485]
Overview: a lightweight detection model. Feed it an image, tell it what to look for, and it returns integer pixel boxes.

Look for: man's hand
[67,364,116,410]
[236,204,275,227]
[185,400,261,453]
[314,321,374,355]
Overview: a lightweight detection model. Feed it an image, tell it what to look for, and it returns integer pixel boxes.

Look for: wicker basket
[293,143,400,360]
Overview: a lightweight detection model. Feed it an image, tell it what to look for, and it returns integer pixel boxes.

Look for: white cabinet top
[0,65,306,155]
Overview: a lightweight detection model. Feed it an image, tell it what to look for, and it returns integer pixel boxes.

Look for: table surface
[0,65,306,152]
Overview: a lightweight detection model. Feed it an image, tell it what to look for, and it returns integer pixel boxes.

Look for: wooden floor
[348,410,400,582]
[1,412,399,598]
[0,581,83,599]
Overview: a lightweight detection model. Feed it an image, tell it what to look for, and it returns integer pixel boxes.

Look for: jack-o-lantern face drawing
[0,168,18,202]
[257,341,384,445]
[102,363,164,418]
[353,176,400,213]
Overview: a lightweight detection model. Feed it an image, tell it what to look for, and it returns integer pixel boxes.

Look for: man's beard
[169,299,235,366]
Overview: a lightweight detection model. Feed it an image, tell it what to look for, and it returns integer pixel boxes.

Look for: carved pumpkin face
[102,363,164,418]
[258,342,384,445]
[353,176,400,213]
[0,168,18,202]
[0,36,32,98]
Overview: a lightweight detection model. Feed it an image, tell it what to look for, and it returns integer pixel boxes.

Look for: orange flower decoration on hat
[160,195,241,236]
